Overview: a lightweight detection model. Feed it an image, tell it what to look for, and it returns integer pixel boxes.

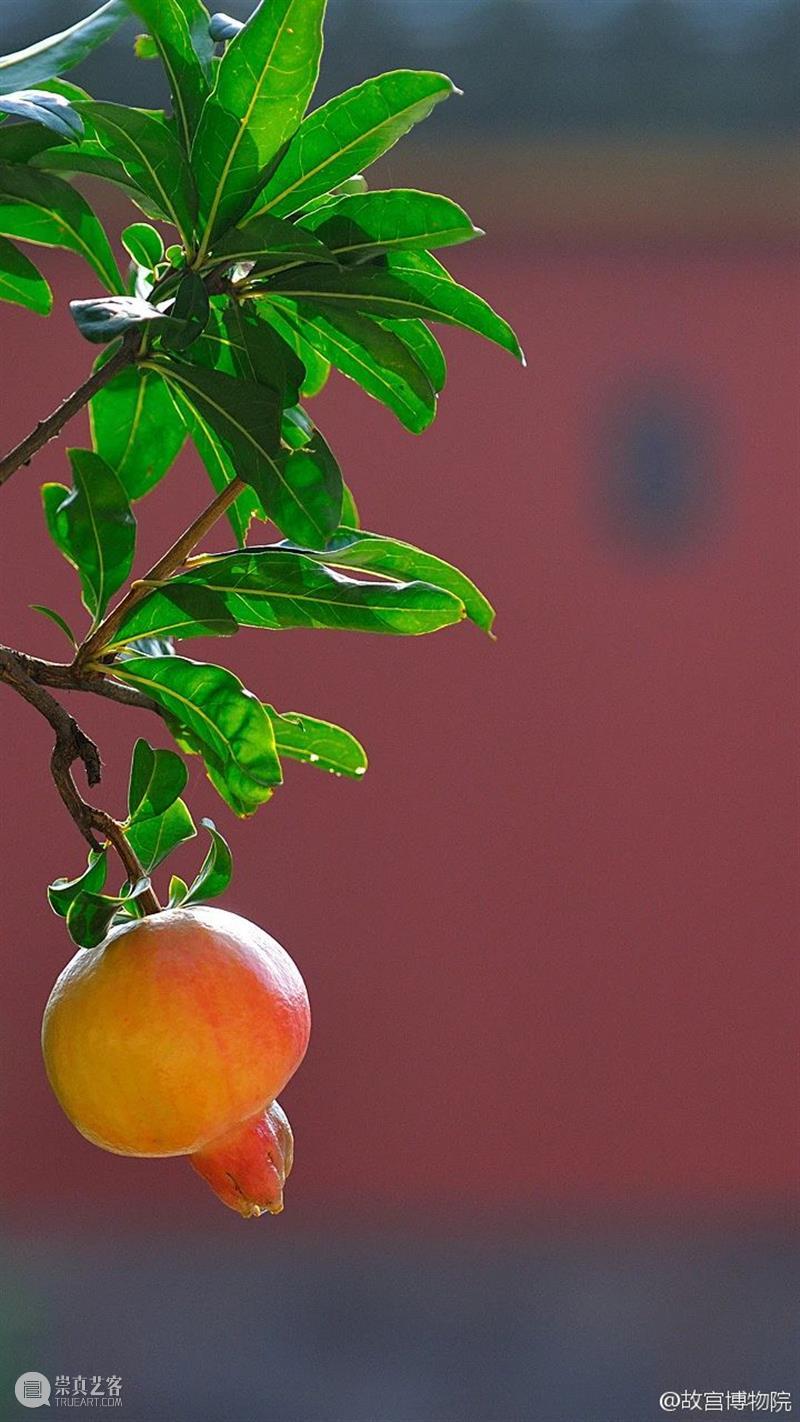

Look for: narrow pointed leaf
[30,603,78,648]
[110,655,282,816]
[161,269,210,350]
[128,738,189,821]
[267,707,367,778]
[42,450,135,621]
[287,526,495,633]
[168,874,190,907]
[251,71,456,221]
[192,0,325,248]
[0,234,51,313]
[117,549,466,637]
[299,189,481,259]
[182,818,233,905]
[0,89,83,140]
[275,300,436,433]
[90,362,187,500]
[124,0,211,151]
[0,163,121,293]
[0,3,127,95]
[73,101,197,244]
[256,297,330,396]
[264,250,524,361]
[206,210,335,273]
[375,318,446,394]
[48,850,107,918]
[164,379,260,545]
[107,580,237,648]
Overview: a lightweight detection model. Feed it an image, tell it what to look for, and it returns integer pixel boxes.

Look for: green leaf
[48,849,107,918]
[299,189,482,260]
[70,294,177,344]
[0,234,51,314]
[205,210,335,275]
[0,163,121,293]
[117,549,466,637]
[134,34,160,61]
[375,318,446,394]
[30,603,78,648]
[256,298,330,397]
[182,818,233,905]
[0,120,67,165]
[110,655,282,816]
[73,101,197,245]
[288,525,495,634]
[168,874,189,906]
[125,0,211,152]
[189,300,305,405]
[126,797,196,872]
[0,3,127,95]
[42,449,135,621]
[267,707,367,778]
[250,71,456,221]
[341,482,359,528]
[161,268,210,350]
[164,379,260,545]
[65,878,155,949]
[122,221,164,270]
[277,422,343,547]
[0,89,83,140]
[143,356,307,536]
[128,737,189,821]
[192,0,326,251]
[275,300,436,433]
[263,249,524,361]
[107,579,237,647]
[90,362,187,500]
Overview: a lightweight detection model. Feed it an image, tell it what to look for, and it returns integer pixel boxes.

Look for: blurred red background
[1,191,796,1230]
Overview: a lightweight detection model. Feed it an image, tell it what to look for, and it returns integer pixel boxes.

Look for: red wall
[0,241,796,1225]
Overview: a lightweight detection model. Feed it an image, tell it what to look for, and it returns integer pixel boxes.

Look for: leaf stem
[74,476,247,667]
[0,331,139,490]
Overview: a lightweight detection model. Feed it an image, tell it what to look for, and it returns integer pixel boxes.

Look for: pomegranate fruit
[41,905,310,1217]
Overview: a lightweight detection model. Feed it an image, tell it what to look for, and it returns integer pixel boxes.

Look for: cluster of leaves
[0,1,521,945]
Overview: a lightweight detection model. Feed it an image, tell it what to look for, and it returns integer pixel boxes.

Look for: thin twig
[0,332,139,489]
[0,648,160,912]
[74,476,247,667]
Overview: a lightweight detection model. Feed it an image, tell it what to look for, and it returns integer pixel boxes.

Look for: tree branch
[0,647,160,913]
[74,475,247,667]
[0,331,139,490]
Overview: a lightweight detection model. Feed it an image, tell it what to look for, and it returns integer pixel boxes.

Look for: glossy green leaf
[182,818,233,905]
[264,249,524,361]
[275,300,436,433]
[0,120,67,165]
[90,362,187,500]
[30,603,78,648]
[0,89,83,140]
[73,101,197,245]
[164,379,260,545]
[0,3,126,95]
[122,221,164,270]
[126,797,196,872]
[206,210,335,274]
[168,874,190,907]
[267,707,367,778]
[119,549,466,637]
[277,422,343,547]
[42,449,135,621]
[287,525,495,633]
[187,300,304,402]
[48,849,107,918]
[251,71,456,221]
[0,163,121,293]
[299,189,481,260]
[256,297,330,397]
[143,356,309,535]
[128,737,189,821]
[341,482,359,528]
[125,0,211,151]
[107,579,237,648]
[175,0,216,73]
[65,879,155,949]
[110,655,282,816]
[192,0,326,251]
[375,318,446,394]
[0,234,51,313]
[70,294,176,344]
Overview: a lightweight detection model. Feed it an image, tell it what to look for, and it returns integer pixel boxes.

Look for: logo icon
[14,1374,51,1409]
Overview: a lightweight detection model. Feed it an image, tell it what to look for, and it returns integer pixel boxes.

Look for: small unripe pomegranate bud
[190,1100,294,1217]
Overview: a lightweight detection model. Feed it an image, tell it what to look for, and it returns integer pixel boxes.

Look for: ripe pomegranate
[41,906,310,1217]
